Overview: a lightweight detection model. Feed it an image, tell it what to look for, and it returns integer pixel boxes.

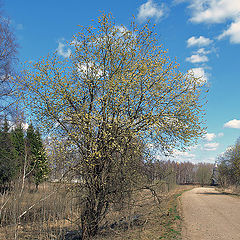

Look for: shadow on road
[197,192,239,196]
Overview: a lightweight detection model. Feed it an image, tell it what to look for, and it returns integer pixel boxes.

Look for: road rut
[181,187,240,240]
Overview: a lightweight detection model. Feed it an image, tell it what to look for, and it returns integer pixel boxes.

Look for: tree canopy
[218,139,240,187]
[18,14,206,154]
[16,14,207,238]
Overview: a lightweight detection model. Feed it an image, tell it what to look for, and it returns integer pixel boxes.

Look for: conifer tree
[26,123,49,189]
[0,116,16,185]
[11,123,25,174]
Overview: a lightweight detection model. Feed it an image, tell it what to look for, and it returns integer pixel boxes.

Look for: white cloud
[203,132,224,141]
[78,62,104,78]
[183,0,240,44]
[189,144,199,150]
[202,157,216,163]
[204,142,219,151]
[173,149,196,158]
[224,119,240,129]
[187,36,213,47]
[194,48,211,55]
[188,0,240,24]
[188,67,208,83]
[218,18,240,44]
[115,25,128,34]
[56,40,71,58]
[203,133,216,141]
[137,0,166,22]
[114,25,135,38]
[186,54,208,63]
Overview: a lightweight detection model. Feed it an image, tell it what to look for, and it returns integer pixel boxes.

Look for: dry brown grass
[94,184,194,240]
[0,181,193,240]
[0,182,81,240]
[216,185,240,198]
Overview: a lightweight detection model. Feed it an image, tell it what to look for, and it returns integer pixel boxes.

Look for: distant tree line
[0,117,49,190]
[217,138,240,187]
[47,136,213,188]
[142,159,213,186]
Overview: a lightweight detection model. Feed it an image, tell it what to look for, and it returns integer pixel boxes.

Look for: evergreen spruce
[26,123,49,189]
[0,116,16,185]
[11,123,25,175]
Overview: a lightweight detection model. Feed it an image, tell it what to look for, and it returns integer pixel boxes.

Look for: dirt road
[181,187,240,240]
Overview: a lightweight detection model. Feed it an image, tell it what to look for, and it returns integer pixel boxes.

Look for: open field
[0,182,193,240]
[94,185,194,240]
[0,182,80,240]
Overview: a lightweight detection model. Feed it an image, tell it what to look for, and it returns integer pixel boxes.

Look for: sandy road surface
[181,187,240,240]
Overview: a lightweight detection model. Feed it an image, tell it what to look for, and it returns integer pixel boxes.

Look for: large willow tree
[16,14,206,238]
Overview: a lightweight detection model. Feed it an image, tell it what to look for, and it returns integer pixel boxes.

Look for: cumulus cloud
[188,67,208,83]
[186,54,208,63]
[173,149,196,158]
[183,0,240,44]
[137,0,166,22]
[203,132,224,141]
[224,119,240,129]
[203,133,216,141]
[218,18,240,44]
[187,36,213,47]
[204,142,219,151]
[188,0,240,24]
[56,39,71,58]
[194,48,211,55]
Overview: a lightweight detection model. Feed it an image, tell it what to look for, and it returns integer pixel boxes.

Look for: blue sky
[4,0,240,163]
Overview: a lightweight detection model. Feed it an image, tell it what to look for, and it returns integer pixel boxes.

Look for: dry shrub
[94,181,183,240]
[0,181,81,240]
[0,178,189,240]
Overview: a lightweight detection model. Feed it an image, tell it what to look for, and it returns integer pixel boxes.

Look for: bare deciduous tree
[0,6,18,113]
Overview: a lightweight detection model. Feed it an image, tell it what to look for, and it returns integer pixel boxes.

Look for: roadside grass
[215,185,240,198]
[95,185,194,240]
[159,193,182,240]
[0,183,194,240]
[157,187,194,240]
[0,182,80,240]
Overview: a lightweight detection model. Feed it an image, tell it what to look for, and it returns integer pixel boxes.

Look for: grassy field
[0,182,194,240]
[94,185,193,240]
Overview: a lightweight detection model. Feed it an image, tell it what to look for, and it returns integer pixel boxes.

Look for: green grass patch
[159,188,193,240]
